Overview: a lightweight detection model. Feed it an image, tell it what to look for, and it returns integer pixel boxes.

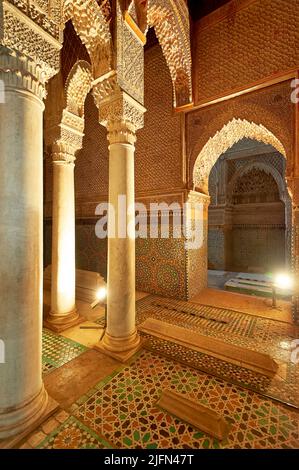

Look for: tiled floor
[141,333,298,408]
[129,296,298,358]
[42,328,87,375]
[22,295,297,449]
[23,342,299,450]
[37,416,112,449]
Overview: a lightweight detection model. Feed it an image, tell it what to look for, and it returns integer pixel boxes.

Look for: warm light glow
[274,273,294,290]
[96,286,107,302]
[279,341,291,350]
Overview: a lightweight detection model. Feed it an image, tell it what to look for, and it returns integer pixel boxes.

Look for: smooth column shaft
[106,142,136,339]
[50,161,76,318]
[0,88,47,437]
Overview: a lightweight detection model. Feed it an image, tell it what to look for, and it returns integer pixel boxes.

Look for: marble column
[45,146,81,332]
[94,90,146,361]
[100,121,140,358]
[0,49,48,438]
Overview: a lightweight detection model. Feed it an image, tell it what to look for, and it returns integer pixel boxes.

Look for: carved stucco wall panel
[147,0,192,107]
[1,1,62,82]
[194,0,299,104]
[135,44,182,193]
[188,80,295,191]
[193,119,286,194]
[63,0,112,78]
[116,3,144,105]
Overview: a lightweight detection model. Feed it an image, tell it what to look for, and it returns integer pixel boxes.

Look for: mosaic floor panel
[140,332,299,408]
[71,351,299,449]
[96,296,298,359]
[130,296,299,360]
[42,329,87,375]
[95,296,299,408]
[37,416,112,449]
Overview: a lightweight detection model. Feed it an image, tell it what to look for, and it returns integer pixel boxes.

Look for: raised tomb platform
[44,266,106,304]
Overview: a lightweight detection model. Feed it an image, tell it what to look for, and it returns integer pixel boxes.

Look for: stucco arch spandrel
[45,60,93,148]
[192,118,287,195]
[63,0,113,78]
[147,0,192,108]
[188,82,294,185]
[65,60,93,117]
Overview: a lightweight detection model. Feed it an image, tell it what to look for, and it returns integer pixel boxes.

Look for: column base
[44,308,84,333]
[0,393,59,448]
[0,385,52,442]
[94,330,143,363]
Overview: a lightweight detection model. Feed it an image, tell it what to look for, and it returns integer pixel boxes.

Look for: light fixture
[270,272,294,309]
[274,273,294,290]
[279,341,291,350]
[90,286,107,309]
[96,286,107,301]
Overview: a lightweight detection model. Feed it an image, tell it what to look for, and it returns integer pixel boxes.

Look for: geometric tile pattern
[128,296,299,362]
[141,332,299,408]
[96,296,299,408]
[37,416,112,449]
[132,297,298,359]
[42,329,87,375]
[71,351,299,449]
[139,297,257,337]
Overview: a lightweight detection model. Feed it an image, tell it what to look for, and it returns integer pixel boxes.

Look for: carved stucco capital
[52,138,81,165]
[93,77,146,145]
[52,111,85,163]
[0,46,49,100]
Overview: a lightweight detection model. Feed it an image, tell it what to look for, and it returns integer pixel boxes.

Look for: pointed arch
[65,60,93,117]
[63,0,113,78]
[193,118,286,194]
[227,159,288,204]
[147,0,192,108]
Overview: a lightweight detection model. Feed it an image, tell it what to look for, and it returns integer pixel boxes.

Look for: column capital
[93,75,146,145]
[52,142,78,165]
[52,111,85,164]
[0,1,62,99]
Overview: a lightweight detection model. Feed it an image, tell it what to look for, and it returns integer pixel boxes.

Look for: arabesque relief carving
[147,0,192,108]
[193,119,287,194]
[63,0,112,78]
[53,60,93,163]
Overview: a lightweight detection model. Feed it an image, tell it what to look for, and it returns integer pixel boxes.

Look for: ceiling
[188,0,231,21]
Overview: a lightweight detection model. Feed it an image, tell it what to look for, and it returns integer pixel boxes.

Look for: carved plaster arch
[52,60,93,162]
[65,60,93,117]
[227,159,288,205]
[147,0,192,108]
[193,118,287,195]
[63,0,113,78]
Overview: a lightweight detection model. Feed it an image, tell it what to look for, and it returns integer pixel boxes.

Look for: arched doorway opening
[207,137,291,291]
[191,119,294,313]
